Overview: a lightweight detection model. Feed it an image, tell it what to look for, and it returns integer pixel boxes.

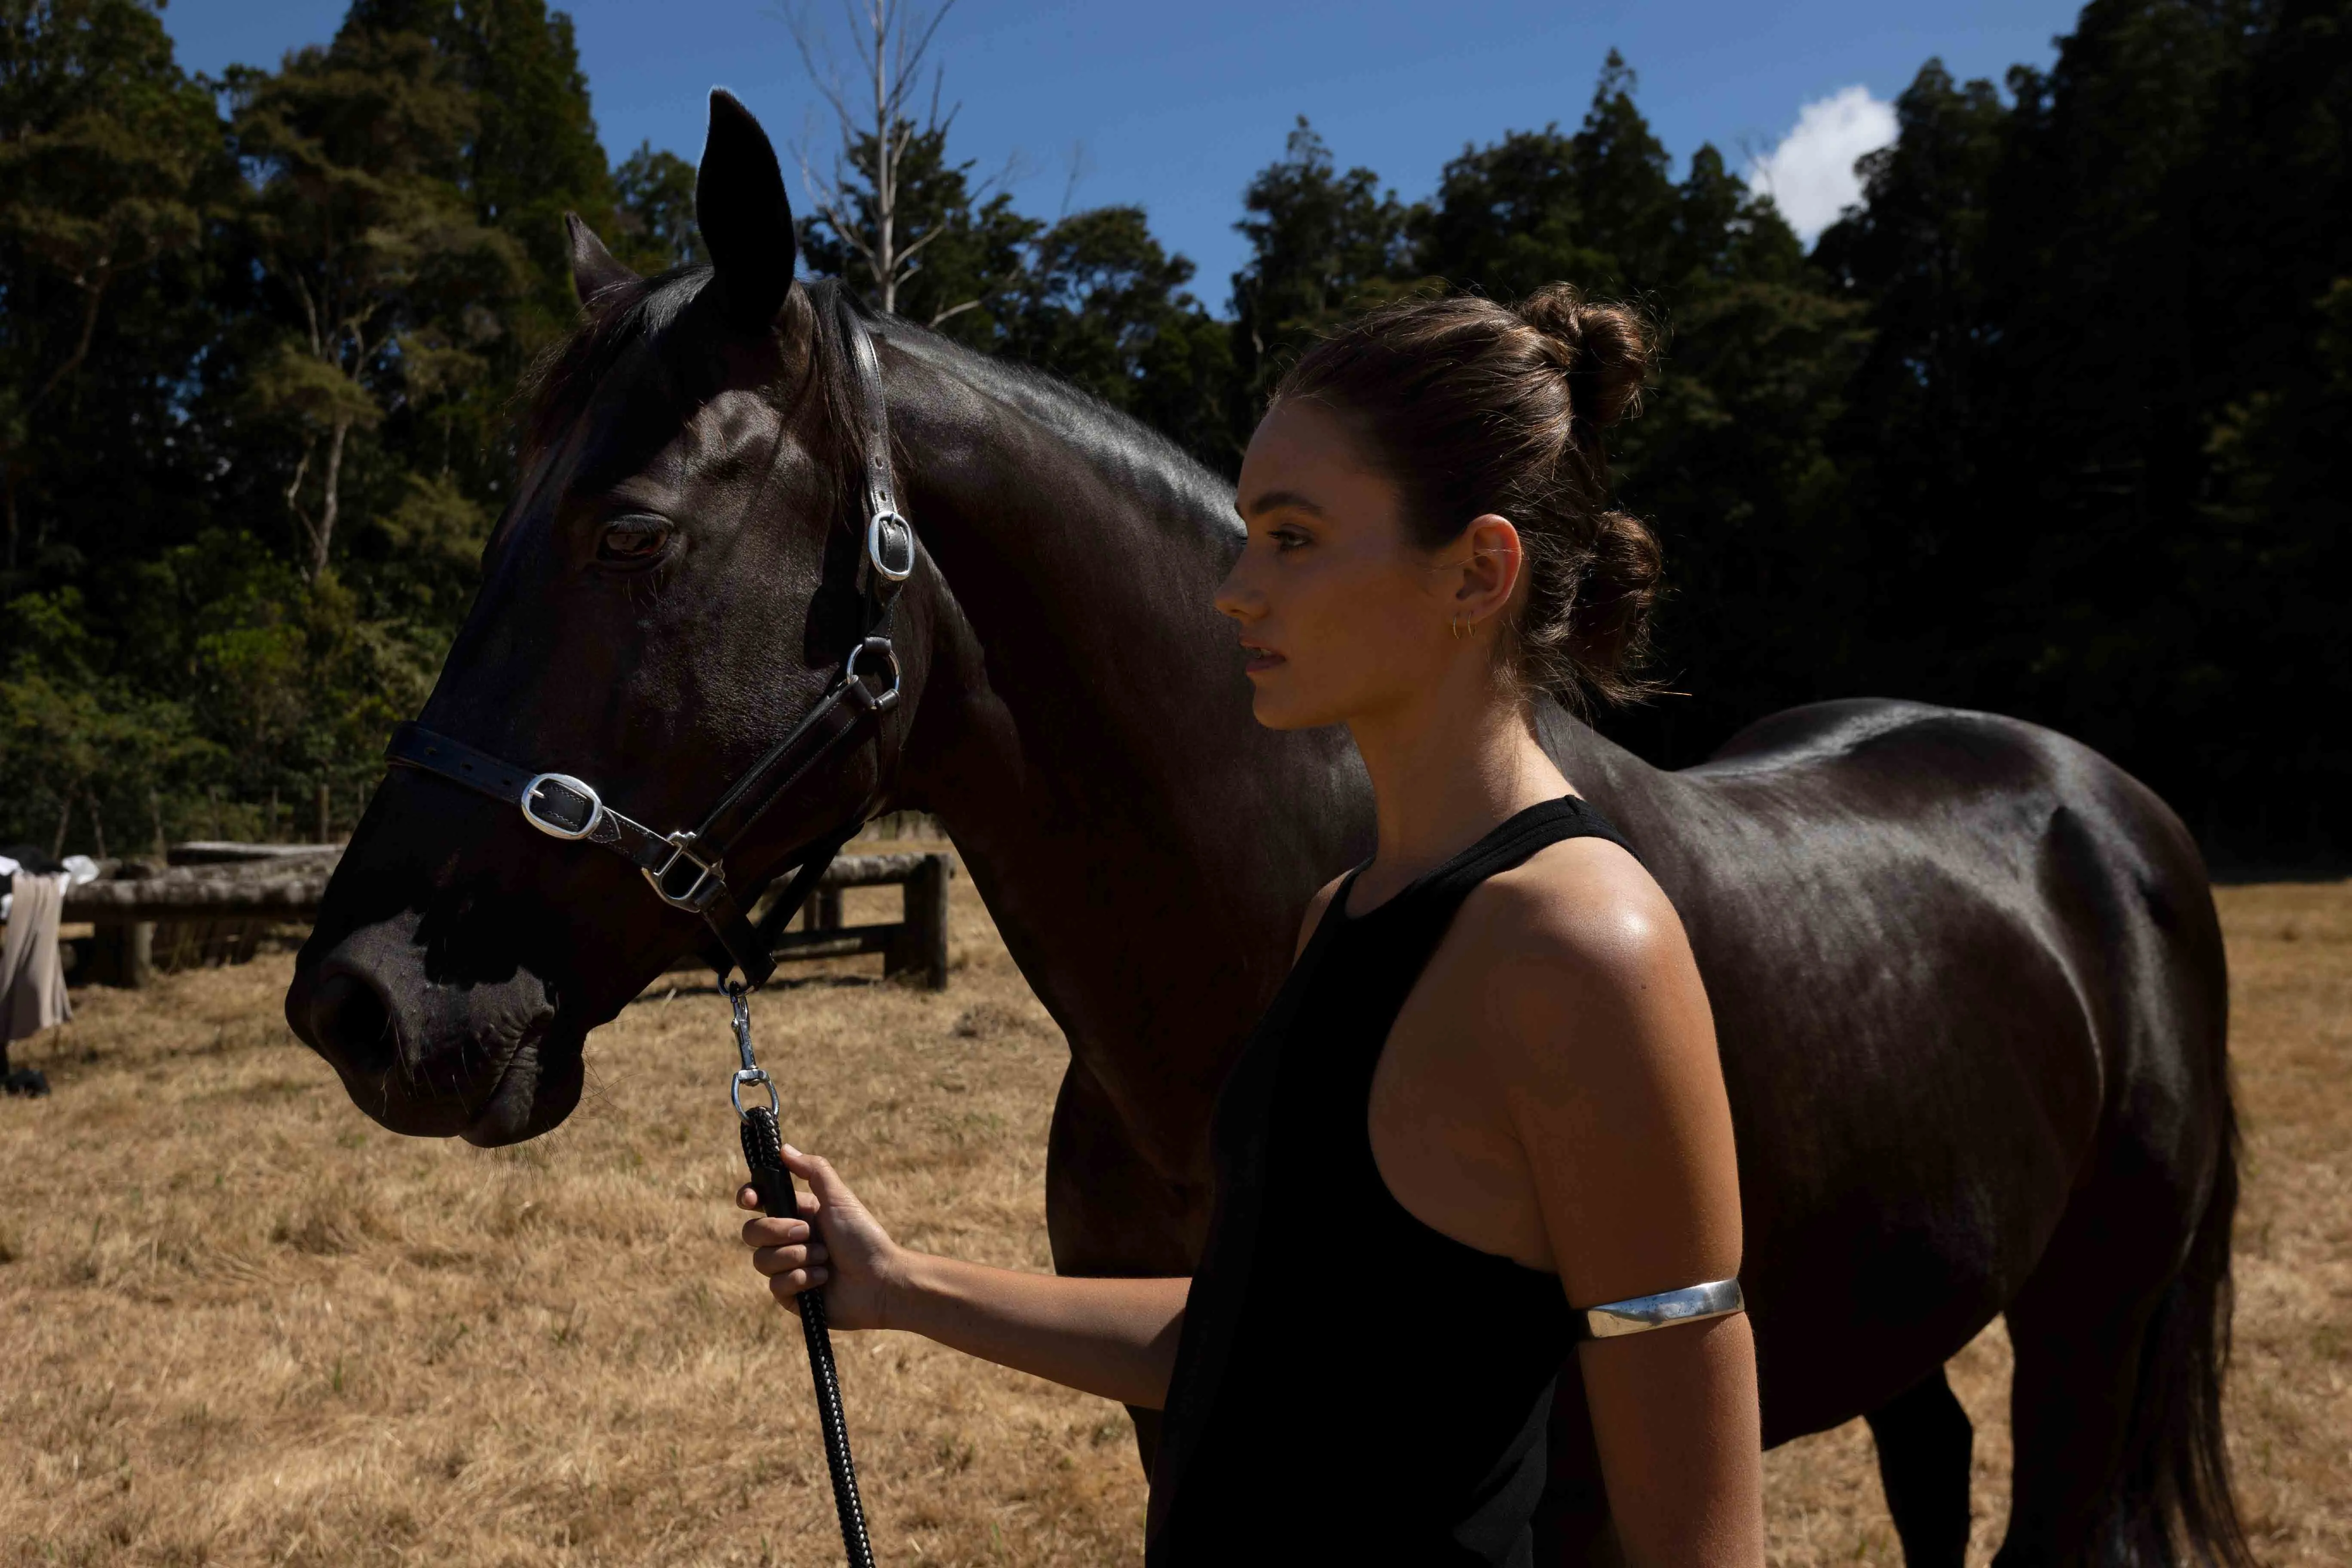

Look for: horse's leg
[1865,1366,1973,1567]
[1994,1282,2163,1566]
[1992,1130,2241,1565]
[1042,1054,1207,1474]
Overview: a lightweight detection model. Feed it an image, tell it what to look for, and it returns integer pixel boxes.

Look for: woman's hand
[738,1145,903,1330]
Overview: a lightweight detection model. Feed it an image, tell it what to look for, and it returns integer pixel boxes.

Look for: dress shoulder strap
[1346,795,1637,924]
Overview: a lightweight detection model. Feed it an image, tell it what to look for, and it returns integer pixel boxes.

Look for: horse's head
[285,92,926,1144]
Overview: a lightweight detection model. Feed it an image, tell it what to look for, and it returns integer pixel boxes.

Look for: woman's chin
[1248,683,1341,733]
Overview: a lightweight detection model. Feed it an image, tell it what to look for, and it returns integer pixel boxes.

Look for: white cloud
[1747,86,1899,246]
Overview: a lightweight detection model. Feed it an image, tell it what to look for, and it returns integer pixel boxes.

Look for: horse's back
[1547,697,2229,1441]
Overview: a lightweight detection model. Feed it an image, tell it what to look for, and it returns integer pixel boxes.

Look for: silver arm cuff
[1577,1277,1745,1340]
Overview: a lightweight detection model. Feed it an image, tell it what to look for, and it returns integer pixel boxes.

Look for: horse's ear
[564,212,637,307]
[697,88,799,333]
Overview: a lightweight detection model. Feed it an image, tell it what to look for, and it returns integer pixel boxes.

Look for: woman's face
[1216,398,1473,732]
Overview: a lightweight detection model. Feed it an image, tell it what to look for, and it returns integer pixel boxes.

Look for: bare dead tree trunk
[310,414,350,582]
[787,0,972,313]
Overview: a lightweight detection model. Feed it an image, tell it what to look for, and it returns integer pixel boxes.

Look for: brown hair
[1274,284,1663,708]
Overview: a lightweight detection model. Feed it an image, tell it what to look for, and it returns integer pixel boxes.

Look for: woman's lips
[1242,645,1285,674]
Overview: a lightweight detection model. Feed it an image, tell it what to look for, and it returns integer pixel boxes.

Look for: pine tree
[1229,118,1415,404]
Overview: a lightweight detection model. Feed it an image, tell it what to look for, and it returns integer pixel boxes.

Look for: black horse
[285,94,2247,1567]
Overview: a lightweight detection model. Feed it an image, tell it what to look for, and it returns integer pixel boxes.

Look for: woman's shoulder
[1443,828,1714,1085]
[1467,825,1684,980]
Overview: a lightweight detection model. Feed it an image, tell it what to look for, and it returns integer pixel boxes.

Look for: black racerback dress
[1146,796,1638,1565]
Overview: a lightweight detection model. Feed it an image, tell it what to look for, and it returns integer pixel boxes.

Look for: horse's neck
[888,341,1366,1176]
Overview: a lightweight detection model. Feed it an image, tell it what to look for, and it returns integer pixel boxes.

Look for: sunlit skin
[739,396,1765,1565]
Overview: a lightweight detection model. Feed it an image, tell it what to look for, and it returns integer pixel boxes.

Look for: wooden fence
[62,845,954,991]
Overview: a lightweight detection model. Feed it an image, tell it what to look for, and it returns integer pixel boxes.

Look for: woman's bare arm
[739,1145,1188,1409]
[1474,849,1764,1567]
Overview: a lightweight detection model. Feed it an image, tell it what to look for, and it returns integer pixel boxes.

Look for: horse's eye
[597,515,672,564]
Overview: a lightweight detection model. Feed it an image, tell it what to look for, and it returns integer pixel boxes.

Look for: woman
[739,286,1763,1565]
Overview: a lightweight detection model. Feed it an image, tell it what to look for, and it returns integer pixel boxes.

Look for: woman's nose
[1213,554,1260,622]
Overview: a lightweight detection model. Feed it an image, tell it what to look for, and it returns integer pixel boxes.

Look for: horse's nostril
[311,971,395,1078]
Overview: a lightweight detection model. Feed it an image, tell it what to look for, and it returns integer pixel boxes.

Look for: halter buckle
[643,831,724,911]
[521,773,603,840]
[867,510,916,583]
[842,636,902,714]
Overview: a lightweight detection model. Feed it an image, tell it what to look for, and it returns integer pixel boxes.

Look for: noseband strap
[385,288,916,989]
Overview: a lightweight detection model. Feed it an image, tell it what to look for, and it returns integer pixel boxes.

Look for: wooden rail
[63,848,955,991]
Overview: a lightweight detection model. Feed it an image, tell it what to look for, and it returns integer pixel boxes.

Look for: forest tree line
[3,0,2345,861]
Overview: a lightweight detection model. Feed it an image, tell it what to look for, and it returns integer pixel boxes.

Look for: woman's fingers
[750,1240,830,1277]
[765,1265,831,1297]
[768,1273,817,1313]
[734,1186,818,1234]
[781,1145,858,1208]
[741,1213,809,1246]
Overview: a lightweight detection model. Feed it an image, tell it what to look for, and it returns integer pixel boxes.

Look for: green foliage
[612,142,700,272]
[0,0,2341,861]
[1229,117,1416,400]
[1803,1,2352,852]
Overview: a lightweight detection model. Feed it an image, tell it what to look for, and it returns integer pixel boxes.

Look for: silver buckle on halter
[867,509,915,583]
[521,773,603,840]
[843,636,902,714]
[643,832,725,912]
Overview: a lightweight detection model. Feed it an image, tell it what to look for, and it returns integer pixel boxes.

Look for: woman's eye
[597,516,672,564]
[1271,528,1308,552]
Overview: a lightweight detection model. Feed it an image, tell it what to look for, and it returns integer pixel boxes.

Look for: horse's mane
[871,312,1243,536]
[515,270,1239,546]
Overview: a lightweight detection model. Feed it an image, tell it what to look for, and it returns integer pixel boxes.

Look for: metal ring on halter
[520,772,604,840]
[732,1066,780,1120]
[643,831,724,911]
[1578,1277,1746,1339]
[867,510,916,582]
[842,636,902,713]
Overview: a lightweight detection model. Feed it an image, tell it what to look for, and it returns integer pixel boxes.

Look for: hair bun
[1514,284,1655,429]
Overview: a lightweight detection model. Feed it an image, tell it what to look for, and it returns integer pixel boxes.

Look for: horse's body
[287,97,2244,1566]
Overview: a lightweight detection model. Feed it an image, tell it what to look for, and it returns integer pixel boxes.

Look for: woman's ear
[1452,514,1525,628]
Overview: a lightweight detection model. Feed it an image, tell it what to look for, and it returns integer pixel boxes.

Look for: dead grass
[1,867,2343,1565]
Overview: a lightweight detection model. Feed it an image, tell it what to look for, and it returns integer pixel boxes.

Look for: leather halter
[384,288,918,990]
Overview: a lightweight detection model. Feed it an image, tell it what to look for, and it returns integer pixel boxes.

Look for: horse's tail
[2109,1038,2254,1566]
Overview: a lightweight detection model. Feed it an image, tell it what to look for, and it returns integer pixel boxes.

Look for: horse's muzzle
[286,910,580,1145]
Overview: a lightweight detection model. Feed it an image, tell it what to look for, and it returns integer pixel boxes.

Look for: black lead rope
[732,984,876,1568]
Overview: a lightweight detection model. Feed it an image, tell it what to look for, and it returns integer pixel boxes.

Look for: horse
[285,92,2247,1567]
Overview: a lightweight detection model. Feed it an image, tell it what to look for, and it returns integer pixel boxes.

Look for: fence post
[316,780,331,844]
[885,853,951,989]
[87,922,155,989]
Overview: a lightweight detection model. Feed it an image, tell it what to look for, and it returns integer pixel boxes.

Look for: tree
[799,112,1039,336]
[787,0,1015,319]
[227,24,521,582]
[1229,117,1416,406]
[0,0,218,576]
[995,204,1235,458]
[613,141,701,271]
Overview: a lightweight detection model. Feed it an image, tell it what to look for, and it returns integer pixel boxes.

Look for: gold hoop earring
[1449,616,1464,640]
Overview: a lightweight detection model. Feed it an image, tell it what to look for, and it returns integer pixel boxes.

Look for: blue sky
[166,0,2082,309]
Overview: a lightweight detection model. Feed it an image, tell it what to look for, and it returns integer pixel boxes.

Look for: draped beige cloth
[2,871,72,1043]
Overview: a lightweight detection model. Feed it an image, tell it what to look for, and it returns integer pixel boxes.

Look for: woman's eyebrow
[1238,489,1327,521]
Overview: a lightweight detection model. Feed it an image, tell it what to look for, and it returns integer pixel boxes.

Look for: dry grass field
[2,862,2345,1566]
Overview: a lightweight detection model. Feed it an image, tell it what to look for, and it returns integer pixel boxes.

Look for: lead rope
[730,982,878,1568]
